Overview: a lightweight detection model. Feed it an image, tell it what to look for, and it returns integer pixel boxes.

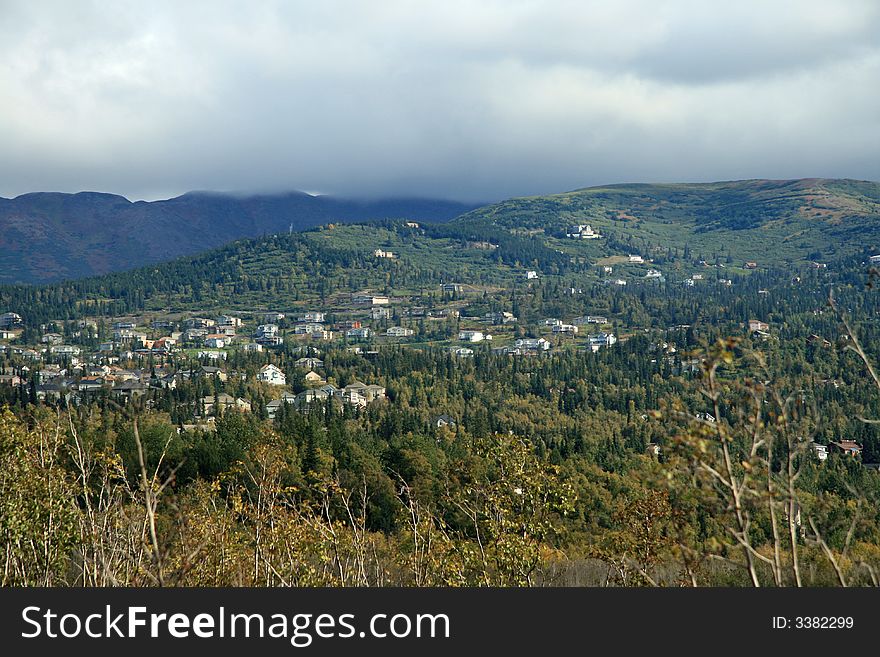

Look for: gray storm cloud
[0,0,878,201]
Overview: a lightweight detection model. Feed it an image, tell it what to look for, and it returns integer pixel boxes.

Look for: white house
[552,324,578,334]
[217,315,242,328]
[298,311,325,323]
[573,315,608,325]
[374,249,395,259]
[645,269,662,279]
[257,364,287,386]
[386,326,414,337]
[295,323,325,335]
[524,270,539,280]
[587,333,617,352]
[242,342,263,353]
[459,330,486,342]
[566,224,601,239]
[346,327,374,339]
[628,255,645,263]
[515,338,551,351]
[0,312,23,328]
[353,295,390,305]
[870,255,880,264]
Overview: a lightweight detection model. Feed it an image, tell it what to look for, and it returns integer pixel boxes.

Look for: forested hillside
[2,196,880,587]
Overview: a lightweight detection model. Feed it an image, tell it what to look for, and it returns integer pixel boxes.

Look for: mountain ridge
[0,190,478,283]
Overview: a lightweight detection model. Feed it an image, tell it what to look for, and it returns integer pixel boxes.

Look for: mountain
[4,178,880,286]
[452,178,880,263]
[0,190,477,284]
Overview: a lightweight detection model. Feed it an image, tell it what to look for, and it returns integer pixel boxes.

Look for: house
[265,392,299,419]
[441,283,463,293]
[628,255,644,263]
[374,249,395,259]
[0,312,23,328]
[183,328,209,342]
[295,357,324,369]
[112,321,136,330]
[544,318,563,326]
[0,374,22,387]
[523,270,539,280]
[0,330,17,340]
[573,315,608,326]
[111,380,148,400]
[386,326,414,337]
[346,327,374,339]
[831,440,863,457]
[451,347,474,357]
[242,342,263,353]
[343,381,386,403]
[552,324,578,334]
[808,334,832,348]
[36,382,67,402]
[459,330,486,342]
[197,350,227,361]
[256,324,279,338]
[217,315,242,328]
[405,221,420,228]
[263,312,286,323]
[201,393,251,415]
[434,414,457,428]
[257,364,287,386]
[255,335,283,347]
[810,262,827,270]
[744,261,758,270]
[76,376,107,393]
[204,335,227,348]
[304,370,325,385]
[370,307,392,320]
[483,311,517,325]
[199,366,228,381]
[298,311,325,323]
[869,255,880,265]
[295,323,326,335]
[587,332,617,352]
[294,388,335,410]
[748,320,770,333]
[645,269,662,279]
[566,224,601,239]
[353,295,390,305]
[151,320,175,330]
[614,279,627,286]
[515,338,551,352]
[50,344,82,356]
[809,442,829,461]
[41,333,63,345]
[185,317,216,329]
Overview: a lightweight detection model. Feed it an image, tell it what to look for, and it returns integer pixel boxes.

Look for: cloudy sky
[1,0,879,202]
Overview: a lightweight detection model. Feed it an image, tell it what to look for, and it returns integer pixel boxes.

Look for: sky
[1,0,879,202]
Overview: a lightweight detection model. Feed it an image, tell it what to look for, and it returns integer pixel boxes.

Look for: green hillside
[453,178,880,264]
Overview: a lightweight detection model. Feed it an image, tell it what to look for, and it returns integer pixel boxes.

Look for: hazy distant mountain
[0,190,477,283]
